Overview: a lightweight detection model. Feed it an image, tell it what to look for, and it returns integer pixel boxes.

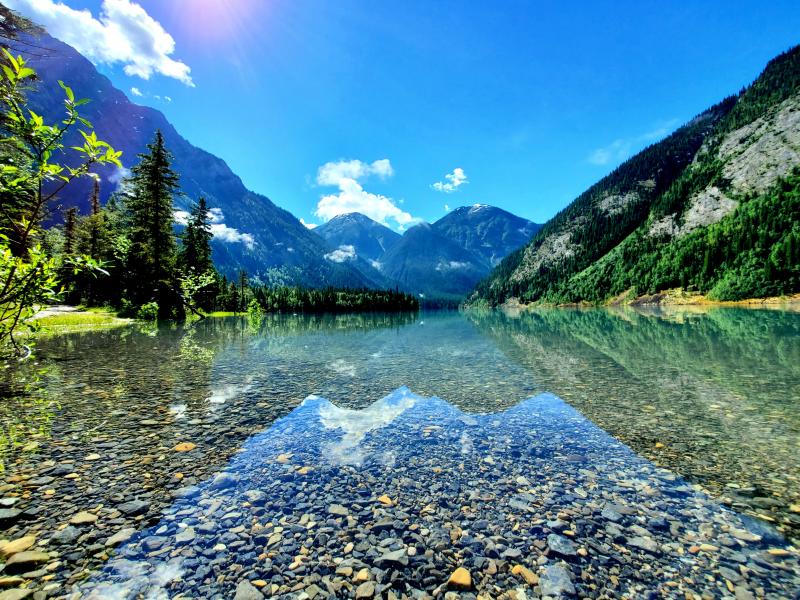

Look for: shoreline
[495,289,800,312]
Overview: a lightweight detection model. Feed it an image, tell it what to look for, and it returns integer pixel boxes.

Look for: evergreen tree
[180,197,214,274]
[88,179,101,260]
[123,130,181,316]
[238,270,249,312]
[63,207,77,257]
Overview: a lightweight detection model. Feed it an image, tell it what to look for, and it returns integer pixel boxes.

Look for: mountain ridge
[313,206,540,301]
[470,44,800,306]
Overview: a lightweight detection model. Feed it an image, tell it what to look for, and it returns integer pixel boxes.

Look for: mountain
[379,222,489,299]
[310,206,539,301]
[432,204,541,266]
[21,31,373,288]
[470,45,800,306]
[314,213,400,263]
[375,206,539,300]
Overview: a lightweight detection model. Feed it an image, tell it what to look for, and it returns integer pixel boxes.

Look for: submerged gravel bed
[55,389,800,599]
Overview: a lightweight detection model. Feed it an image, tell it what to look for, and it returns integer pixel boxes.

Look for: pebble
[233,580,264,600]
[327,504,348,516]
[0,590,33,600]
[627,535,659,554]
[547,533,577,557]
[355,581,376,599]
[3,551,51,574]
[447,567,472,590]
[511,564,538,585]
[105,528,136,547]
[539,563,575,597]
[69,511,97,525]
[117,499,149,516]
[0,536,36,558]
[51,526,80,545]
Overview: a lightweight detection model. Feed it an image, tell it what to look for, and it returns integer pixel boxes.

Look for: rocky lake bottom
[0,308,798,599]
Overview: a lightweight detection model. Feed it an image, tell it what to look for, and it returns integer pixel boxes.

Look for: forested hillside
[470,45,800,305]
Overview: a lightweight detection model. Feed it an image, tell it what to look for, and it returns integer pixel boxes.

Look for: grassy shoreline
[29,307,132,334]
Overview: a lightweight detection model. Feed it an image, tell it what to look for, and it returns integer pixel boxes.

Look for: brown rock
[70,511,98,525]
[3,551,50,574]
[511,564,538,585]
[0,537,35,558]
[447,567,472,590]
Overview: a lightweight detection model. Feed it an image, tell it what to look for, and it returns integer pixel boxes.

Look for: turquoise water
[1,308,798,597]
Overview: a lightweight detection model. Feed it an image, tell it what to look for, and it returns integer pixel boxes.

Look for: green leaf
[58,80,75,102]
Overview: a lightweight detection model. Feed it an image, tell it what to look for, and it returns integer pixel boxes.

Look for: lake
[0,308,798,598]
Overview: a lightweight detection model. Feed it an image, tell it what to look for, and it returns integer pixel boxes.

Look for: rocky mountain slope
[315,207,540,301]
[471,45,800,305]
[432,204,540,266]
[314,213,400,263]
[22,32,373,287]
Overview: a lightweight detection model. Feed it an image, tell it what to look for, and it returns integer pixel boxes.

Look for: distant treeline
[248,286,419,314]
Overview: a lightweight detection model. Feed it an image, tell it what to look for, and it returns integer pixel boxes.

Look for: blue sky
[9,0,800,230]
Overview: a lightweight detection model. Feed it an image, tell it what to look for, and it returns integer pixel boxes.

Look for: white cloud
[444,204,450,212]
[173,210,189,225]
[324,245,356,263]
[130,86,143,97]
[588,119,680,166]
[210,224,255,249]
[207,207,224,223]
[314,158,418,229]
[432,167,468,193]
[435,260,470,272]
[107,165,131,188]
[7,0,194,86]
[316,159,393,186]
[173,207,255,249]
[300,218,318,229]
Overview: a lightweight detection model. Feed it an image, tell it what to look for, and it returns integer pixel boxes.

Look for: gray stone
[0,589,34,600]
[539,563,576,597]
[627,535,659,554]
[117,500,149,516]
[105,528,136,547]
[52,526,80,544]
[234,580,264,600]
[210,473,240,490]
[175,527,196,545]
[327,504,349,517]
[244,490,267,505]
[547,534,577,557]
[355,581,375,599]
[375,549,408,567]
[0,509,22,524]
[140,536,167,552]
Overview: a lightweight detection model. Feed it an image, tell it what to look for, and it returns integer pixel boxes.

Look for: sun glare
[167,0,266,44]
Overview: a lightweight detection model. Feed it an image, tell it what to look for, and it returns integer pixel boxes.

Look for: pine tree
[124,130,181,315]
[238,270,248,312]
[180,197,214,274]
[88,179,101,260]
[63,207,77,257]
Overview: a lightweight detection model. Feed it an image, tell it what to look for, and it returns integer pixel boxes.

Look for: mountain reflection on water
[74,388,800,599]
[0,308,798,597]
